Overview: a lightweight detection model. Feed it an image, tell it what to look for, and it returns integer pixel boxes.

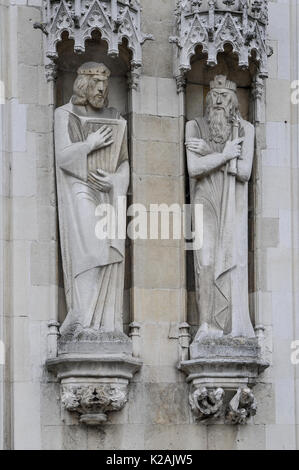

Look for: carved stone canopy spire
[171,0,272,84]
[35,0,154,82]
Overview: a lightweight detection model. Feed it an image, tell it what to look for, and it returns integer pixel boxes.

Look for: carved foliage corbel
[189,386,258,424]
[226,387,257,425]
[189,387,225,422]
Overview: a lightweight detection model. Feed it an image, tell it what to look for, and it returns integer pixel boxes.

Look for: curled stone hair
[71,74,91,106]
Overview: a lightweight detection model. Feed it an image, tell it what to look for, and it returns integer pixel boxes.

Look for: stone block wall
[0,0,298,450]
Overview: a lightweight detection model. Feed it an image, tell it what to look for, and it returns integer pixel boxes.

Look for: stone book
[82,117,126,174]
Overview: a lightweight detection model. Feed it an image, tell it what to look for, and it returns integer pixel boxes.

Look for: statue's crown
[77,62,111,79]
[210,75,236,92]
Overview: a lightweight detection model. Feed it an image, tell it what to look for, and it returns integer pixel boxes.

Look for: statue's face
[240,388,251,402]
[86,74,109,109]
[209,88,234,111]
[206,88,237,143]
[214,388,224,400]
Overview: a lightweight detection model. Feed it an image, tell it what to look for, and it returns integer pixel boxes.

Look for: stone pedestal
[46,324,142,425]
[179,336,269,424]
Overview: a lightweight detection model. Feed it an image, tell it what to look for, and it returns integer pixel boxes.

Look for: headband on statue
[77,62,111,80]
[210,75,237,92]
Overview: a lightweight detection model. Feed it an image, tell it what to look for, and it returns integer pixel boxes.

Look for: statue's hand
[185,138,211,156]
[88,169,113,193]
[223,138,243,161]
[86,125,114,153]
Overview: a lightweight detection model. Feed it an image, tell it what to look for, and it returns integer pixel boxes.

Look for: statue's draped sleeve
[54,107,89,181]
[185,120,227,178]
[54,105,129,314]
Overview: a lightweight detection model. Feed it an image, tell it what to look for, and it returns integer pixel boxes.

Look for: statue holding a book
[54,62,129,337]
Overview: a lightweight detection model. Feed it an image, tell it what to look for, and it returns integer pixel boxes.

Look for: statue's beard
[87,89,108,109]
[88,94,106,109]
[207,106,233,144]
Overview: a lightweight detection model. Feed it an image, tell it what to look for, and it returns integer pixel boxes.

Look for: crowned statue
[54,62,129,339]
[185,75,255,343]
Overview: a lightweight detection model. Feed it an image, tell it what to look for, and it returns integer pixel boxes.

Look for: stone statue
[226,387,257,424]
[185,75,255,340]
[189,386,224,422]
[54,62,129,339]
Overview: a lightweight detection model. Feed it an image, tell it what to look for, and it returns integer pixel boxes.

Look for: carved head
[207,75,238,114]
[240,387,255,405]
[72,62,111,109]
[205,75,240,143]
[213,388,225,402]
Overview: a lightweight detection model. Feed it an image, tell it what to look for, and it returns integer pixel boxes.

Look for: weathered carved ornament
[226,387,257,424]
[189,386,224,421]
[35,0,153,81]
[189,385,257,424]
[170,0,272,81]
[61,383,128,425]
[46,323,142,425]
[180,333,268,424]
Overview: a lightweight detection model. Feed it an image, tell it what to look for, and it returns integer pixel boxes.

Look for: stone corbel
[35,0,154,84]
[46,321,142,425]
[179,337,268,424]
[188,384,258,424]
[61,382,128,425]
[226,387,257,424]
[170,0,272,93]
[189,386,224,422]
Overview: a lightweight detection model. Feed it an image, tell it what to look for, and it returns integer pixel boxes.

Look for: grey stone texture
[0,0,298,450]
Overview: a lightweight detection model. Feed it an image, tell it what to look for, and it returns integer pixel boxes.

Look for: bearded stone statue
[54,62,129,341]
[185,75,255,343]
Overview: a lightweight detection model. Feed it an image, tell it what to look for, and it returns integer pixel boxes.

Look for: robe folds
[54,102,129,332]
[186,116,255,338]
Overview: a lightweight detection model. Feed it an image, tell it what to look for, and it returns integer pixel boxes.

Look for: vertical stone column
[289,0,299,450]
[122,0,191,448]
[130,74,186,369]
[0,0,11,451]
[259,0,297,449]
[6,3,58,450]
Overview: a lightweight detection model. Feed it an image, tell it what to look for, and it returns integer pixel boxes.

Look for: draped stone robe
[54,102,129,334]
[186,116,255,338]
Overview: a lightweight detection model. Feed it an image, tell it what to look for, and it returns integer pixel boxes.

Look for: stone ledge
[179,357,269,385]
[190,336,261,359]
[182,336,269,383]
[46,353,142,381]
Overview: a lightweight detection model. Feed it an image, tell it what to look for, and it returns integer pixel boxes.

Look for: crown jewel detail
[210,75,237,92]
[77,62,111,79]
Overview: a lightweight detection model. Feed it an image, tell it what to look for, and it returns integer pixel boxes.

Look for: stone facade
[0,0,298,450]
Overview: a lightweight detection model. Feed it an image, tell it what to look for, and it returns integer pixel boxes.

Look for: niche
[185,45,259,339]
[55,32,132,334]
